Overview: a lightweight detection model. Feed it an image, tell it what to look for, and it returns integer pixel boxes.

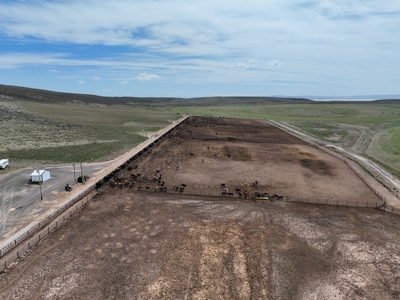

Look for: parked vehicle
[65,183,73,191]
[0,159,9,169]
[77,175,89,183]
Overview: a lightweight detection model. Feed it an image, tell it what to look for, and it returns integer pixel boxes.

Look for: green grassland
[0,101,179,169]
[366,120,400,169]
[172,103,398,123]
[1,97,400,174]
[172,103,400,170]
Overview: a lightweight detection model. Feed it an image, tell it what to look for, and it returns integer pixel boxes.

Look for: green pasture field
[172,103,400,171]
[1,100,400,174]
[0,102,179,170]
[172,103,399,123]
[365,120,400,170]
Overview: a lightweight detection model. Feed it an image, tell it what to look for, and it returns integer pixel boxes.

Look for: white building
[30,170,51,183]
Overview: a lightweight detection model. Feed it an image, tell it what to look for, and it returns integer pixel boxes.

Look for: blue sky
[0,0,399,98]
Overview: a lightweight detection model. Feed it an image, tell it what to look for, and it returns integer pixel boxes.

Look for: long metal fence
[381,205,400,215]
[0,116,391,266]
[130,188,384,208]
[0,189,96,273]
[271,119,399,200]
[264,120,387,207]
[0,185,96,258]
[0,115,191,261]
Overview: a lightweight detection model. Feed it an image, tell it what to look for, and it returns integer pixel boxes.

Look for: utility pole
[37,166,43,200]
[73,163,76,183]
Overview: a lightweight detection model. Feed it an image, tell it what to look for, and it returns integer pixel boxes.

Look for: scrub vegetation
[0,100,178,168]
[1,84,400,173]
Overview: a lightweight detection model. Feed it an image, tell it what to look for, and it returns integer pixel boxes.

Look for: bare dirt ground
[0,192,399,299]
[128,116,381,204]
[0,116,398,300]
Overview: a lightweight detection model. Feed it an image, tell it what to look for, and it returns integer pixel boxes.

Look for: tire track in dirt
[144,221,268,300]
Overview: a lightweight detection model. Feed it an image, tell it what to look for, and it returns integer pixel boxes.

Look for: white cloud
[93,76,101,80]
[232,62,249,70]
[0,52,67,69]
[137,73,161,81]
[0,1,398,58]
[0,1,398,96]
[119,80,129,85]
[49,69,58,72]
[268,60,281,69]
[77,80,85,84]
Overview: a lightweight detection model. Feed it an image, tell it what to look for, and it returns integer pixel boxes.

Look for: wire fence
[0,115,191,261]
[264,120,389,207]
[318,145,396,203]
[282,196,383,208]
[381,206,400,215]
[128,188,384,208]
[0,190,96,273]
[1,115,392,264]
[0,185,96,258]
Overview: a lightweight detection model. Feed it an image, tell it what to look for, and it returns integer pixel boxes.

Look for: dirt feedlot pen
[1,116,399,300]
[0,175,399,298]
[116,116,382,206]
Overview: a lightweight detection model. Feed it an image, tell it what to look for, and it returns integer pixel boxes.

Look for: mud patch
[300,159,333,175]
[222,146,252,161]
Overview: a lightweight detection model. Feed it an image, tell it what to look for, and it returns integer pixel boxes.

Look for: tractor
[77,175,89,183]
[65,183,73,191]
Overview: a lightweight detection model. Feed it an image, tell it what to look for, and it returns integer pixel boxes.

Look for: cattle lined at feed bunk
[101,116,284,200]
[102,115,383,209]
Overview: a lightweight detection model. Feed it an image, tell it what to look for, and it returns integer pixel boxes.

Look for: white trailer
[0,159,9,169]
[30,170,51,183]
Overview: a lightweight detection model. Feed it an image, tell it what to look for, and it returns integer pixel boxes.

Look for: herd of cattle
[107,172,284,201]
[103,117,287,201]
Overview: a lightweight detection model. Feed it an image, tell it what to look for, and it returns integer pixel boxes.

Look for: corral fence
[0,190,96,273]
[281,196,384,208]
[381,205,400,215]
[128,188,384,208]
[0,115,191,263]
[264,120,388,207]
[0,186,96,261]
[0,115,391,268]
[95,115,191,194]
[315,144,397,202]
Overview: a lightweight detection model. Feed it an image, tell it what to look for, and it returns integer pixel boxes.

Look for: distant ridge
[0,84,312,106]
[305,95,400,101]
[1,84,399,106]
